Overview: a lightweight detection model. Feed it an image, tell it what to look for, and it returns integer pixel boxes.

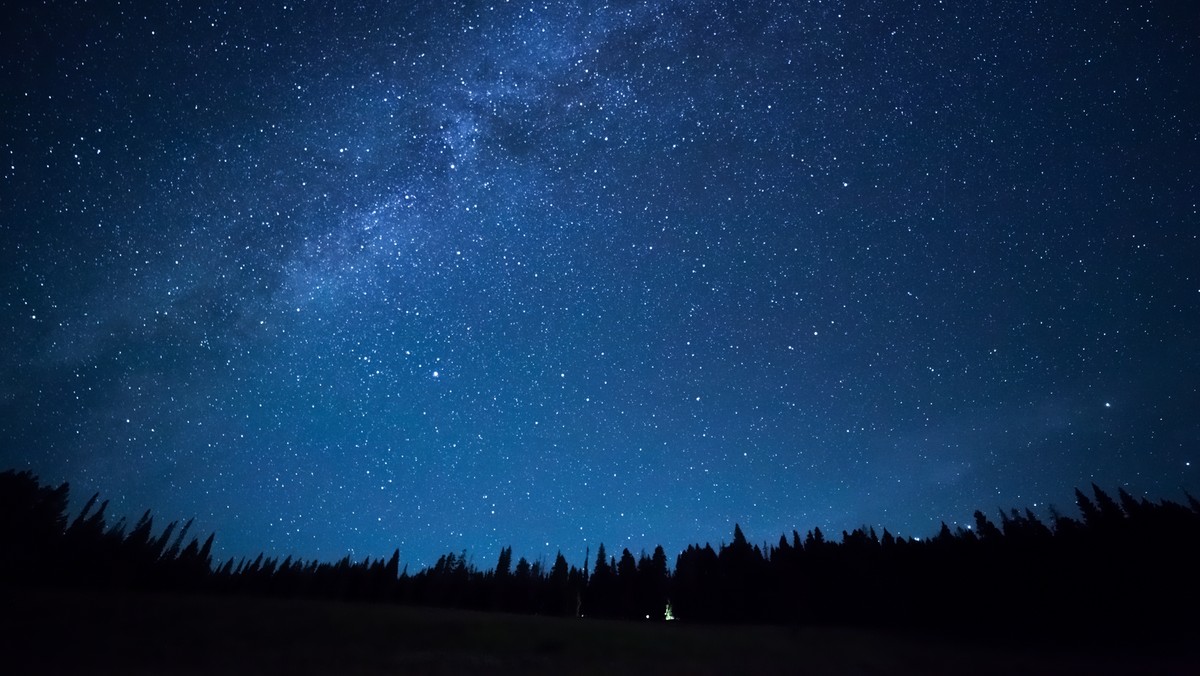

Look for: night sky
[2,1,1197,570]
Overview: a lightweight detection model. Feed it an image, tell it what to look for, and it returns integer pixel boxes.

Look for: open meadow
[3,587,1195,675]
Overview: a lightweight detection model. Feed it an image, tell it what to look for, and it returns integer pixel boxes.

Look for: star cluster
[2,1,1196,568]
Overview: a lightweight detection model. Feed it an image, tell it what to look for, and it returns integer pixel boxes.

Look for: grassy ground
[2,587,1195,675]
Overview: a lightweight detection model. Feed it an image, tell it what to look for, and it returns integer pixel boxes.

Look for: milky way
[2,1,1196,568]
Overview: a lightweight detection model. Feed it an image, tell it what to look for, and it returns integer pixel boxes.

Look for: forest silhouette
[3,468,1198,642]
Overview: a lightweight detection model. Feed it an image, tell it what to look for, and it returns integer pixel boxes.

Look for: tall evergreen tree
[974,510,1003,541]
[494,546,513,578]
[1092,484,1125,527]
[586,543,615,617]
[592,544,611,580]
[1075,488,1101,528]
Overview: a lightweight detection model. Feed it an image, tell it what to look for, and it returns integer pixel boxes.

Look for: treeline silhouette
[3,468,1199,638]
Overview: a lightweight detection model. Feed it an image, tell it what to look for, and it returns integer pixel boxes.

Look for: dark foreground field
[2,588,1195,675]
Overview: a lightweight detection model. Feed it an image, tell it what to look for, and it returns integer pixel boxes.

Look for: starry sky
[2,1,1197,570]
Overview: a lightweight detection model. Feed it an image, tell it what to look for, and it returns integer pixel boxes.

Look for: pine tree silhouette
[1075,488,1102,528]
[585,544,615,617]
[5,467,1200,635]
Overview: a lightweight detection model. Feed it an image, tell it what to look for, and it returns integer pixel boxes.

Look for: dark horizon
[6,466,1198,578]
[11,460,1200,572]
[5,466,1200,647]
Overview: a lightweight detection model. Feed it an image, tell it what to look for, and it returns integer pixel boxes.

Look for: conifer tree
[494,546,513,578]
